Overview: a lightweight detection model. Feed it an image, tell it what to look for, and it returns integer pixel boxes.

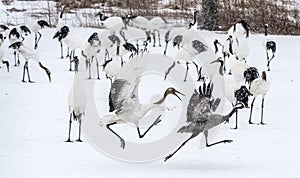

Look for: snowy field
[1,27,300,178]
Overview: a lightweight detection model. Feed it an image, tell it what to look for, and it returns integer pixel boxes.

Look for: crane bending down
[100,63,185,149]
[9,42,51,83]
[164,82,245,161]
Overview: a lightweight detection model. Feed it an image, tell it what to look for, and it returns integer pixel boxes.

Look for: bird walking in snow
[66,73,87,142]
[164,81,245,161]
[9,42,51,83]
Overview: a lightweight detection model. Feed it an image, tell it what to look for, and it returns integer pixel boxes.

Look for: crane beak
[210,58,222,64]
[53,31,60,39]
[172,89,185,101]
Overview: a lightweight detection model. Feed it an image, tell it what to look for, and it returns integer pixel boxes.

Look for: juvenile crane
[164,82,245,161]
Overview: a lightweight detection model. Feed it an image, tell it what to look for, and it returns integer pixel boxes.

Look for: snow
[0,23,300,178]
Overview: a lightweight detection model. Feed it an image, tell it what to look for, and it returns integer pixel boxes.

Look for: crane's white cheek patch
[76,29,225,163]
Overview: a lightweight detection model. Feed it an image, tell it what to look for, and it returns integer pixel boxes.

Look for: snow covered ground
[0,26,300,178]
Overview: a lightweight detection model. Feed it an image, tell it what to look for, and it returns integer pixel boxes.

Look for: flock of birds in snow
[0,6,276,161]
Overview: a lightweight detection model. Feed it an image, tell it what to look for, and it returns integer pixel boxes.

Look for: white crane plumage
[164,10,198,55]
[100,59,184,149]
[0,33,9,72]
[53,26,84,71]
[82,32,101,79]
[8,25,31,66]
[96,12,125,33]
[247,71,270,125]
[56,5,67,59]
[28,20,49,49]
[164,30,208,82]
[8,42,51,83]
[66,73,87,142]
[228,20,250,39]
[211,57,252,129]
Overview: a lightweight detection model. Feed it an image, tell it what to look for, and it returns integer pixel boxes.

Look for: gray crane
[164,81,245,161]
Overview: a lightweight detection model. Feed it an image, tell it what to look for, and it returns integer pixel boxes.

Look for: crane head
[165,87,185,101]
[9,41,23,50]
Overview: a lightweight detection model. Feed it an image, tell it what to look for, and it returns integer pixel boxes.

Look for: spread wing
[109,55,146,113]
[108,79,141,113]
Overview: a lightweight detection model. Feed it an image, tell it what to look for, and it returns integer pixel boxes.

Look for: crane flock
[0,9,276,162]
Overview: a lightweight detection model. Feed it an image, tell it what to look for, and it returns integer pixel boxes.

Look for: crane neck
[222,107,238,122]
[218,61,224,76]
[264,26,268,36]
[188,11,198,29]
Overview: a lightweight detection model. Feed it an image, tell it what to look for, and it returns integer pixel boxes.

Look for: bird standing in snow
[264,24,276,71]
[29,20,50,49]
[9,42,51,83]
[66,73,87,142]
[0,33,9,72]
[8,25,31,66]
[53,26,84,71]
[246,70,270,125]
[82,32,101,79]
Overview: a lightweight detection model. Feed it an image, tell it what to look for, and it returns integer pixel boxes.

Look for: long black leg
[22,61,27,82]
[106,122,125,149]
[66,47,70,58]
[157,30,161,47]
[35,32,42,49]
[163,41,169,55]
[76,117,83,142]
[152,32,156,47]
[233,110,238,129]
[60,41,64,59]
[249,97,256,124]
[34,33,37,49]
[137,115,161,138]
[164,134,196,162]
[65,112,73,142]
[261,97,266,125]
[204,130,233,147]
[69,51,73,71]
[17,53,20,66]
[96,58,100,80]
[26,62,33,83]
[88,58,92,79]
[14,51,19,66]
[184,62,189,82]
[223,53,227,72]
[164,61,175,80]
